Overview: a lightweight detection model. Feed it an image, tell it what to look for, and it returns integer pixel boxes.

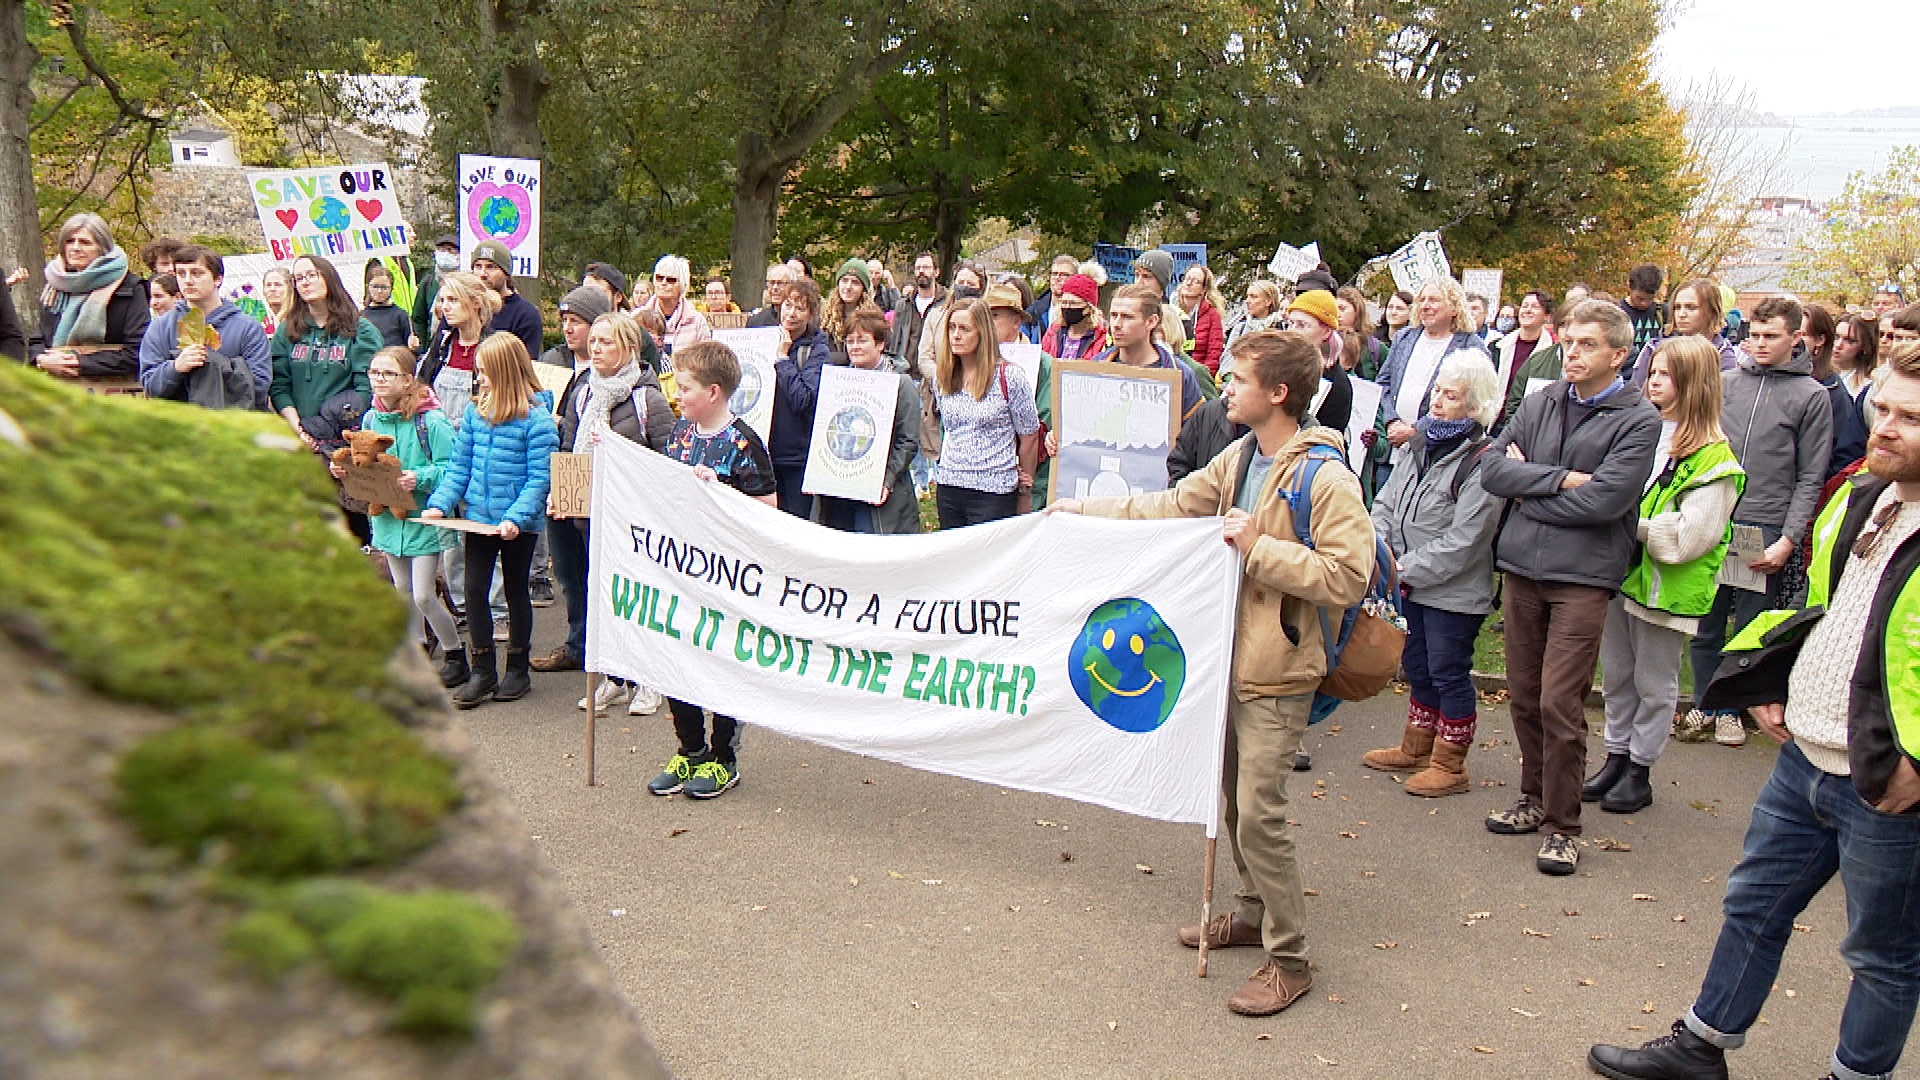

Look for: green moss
[0,369,507,1034]
[225,910,317,979]
[318,889,520,1035]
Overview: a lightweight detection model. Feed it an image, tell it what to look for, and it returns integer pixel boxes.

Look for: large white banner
[585,433,1238,829]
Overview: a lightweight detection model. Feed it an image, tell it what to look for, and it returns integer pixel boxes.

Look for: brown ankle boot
[1363,723,1435,772]
[1405,739,1470,797]
[1177,912,1263,949]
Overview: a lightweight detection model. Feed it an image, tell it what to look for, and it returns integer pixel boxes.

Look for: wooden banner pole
[584,671,599,787]
[1197,834,1218,978]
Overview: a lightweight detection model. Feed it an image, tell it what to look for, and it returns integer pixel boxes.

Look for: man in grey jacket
[1477,301,1662,877]
[1680,296,1833,747]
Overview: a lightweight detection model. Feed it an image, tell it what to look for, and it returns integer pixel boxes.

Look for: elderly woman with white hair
[1362,351,1507,798]
[645,254,711,360]
[35,212,151,383]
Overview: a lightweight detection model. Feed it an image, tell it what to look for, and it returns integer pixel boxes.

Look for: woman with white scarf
[35,213,150,383]
[541,313,675,716]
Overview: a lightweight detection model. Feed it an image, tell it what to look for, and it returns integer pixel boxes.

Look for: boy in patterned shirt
[649,340,778,799]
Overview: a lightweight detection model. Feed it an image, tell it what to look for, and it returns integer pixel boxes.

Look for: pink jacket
[649,297,712,356]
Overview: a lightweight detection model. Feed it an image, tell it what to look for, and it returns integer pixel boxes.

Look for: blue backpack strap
[1283,444,1347,550]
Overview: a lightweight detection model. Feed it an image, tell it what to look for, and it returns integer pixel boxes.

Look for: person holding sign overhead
[811,304,921,534]
[421,333,559,709]
[932,298,1041,527]
[539,313,675,716]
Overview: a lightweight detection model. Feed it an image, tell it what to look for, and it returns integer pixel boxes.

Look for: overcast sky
[1655,0,1917,115]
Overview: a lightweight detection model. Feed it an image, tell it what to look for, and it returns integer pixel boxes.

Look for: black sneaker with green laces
[648,752,702,796]
[685,759,738,799]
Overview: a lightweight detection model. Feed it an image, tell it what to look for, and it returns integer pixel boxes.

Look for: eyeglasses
[1853,500,1907,561]
[654,275,679,284]
[367,369,406,380]
[291,272,320,283]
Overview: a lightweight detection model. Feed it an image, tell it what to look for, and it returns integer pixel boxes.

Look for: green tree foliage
[1786,145,1920,304]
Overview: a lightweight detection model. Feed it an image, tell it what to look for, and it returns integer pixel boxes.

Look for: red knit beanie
[1060,273,1099,307]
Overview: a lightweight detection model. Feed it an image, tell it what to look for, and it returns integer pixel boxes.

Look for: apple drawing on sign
[465,181,533,252]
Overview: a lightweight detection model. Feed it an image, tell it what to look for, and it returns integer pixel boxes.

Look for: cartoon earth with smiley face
[1068,597,1186,733]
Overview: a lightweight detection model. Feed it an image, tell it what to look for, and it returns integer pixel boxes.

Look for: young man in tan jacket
[1052,330,1374,1016]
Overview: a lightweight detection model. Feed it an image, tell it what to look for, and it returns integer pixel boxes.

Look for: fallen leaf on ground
[1060,852,1075,862]
[921,879,943,886]
[862,778,875,785]
[1035,819,1060,827]
[1472,1045,1496,1054]
[888,870,907,879]
[1327,994,1347,1004]
[1314,1053,1339,1066]
[1632,893,1658,902]
[848,876,859,886]
[1373,941,1398,950]
[909,1001,920,1010]
[1303,888,1321,896]
[1793,923,1813,933]
[1136,864,1154,874]
[1523,928,1552,938]
[1784,989,1798,999]
[751,905,767,912]
[1593,837,1633,851]
[1401,1003,1410,1012]
[1255,1033,1272,1041]
[667,827,688,837]
[1673,914,1687,922]
[1107,1021,1117,1031]
[1338,831,1359,839]
[1579,978,1596,986]
[1642,1002,1656,1014]
[1511,1007,1539,1018]
[1563,908,1581,916]
[1627,1024,1645,1031]
[609,908,627,916]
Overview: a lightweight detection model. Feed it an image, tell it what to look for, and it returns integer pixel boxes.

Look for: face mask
[434,251,460,272]
[1495,316,1517,334]
[1061,307,1088,327]
[953,284,981,301]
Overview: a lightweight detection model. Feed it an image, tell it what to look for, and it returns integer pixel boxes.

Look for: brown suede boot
[1405,739,1470,797]
[1227,960,1313,1016]
[1177,912,1263,950]
[1363,723,1435,772]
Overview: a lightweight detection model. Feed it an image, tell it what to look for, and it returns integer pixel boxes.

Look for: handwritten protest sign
[1161,244,1207,297]
[339,457,415,515]
[247,164,413,261]
[802,366,900,504]
[549,452,593,518]
[1387,231,1451,294]
[999,342,1045,404]
[1461,267,1504,310]
[587,432,1237,829]
[1092,243,1141,286]
[1268,241,1321,282]
[713,327,781,444]
[1049,361,1181,504]
[458,155,542,276]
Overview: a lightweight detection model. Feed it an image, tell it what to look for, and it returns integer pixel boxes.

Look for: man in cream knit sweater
[1588,349,1920,1080]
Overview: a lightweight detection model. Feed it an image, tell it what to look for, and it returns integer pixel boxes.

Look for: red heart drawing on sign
[275,208,299,230]
[355,199,383,223]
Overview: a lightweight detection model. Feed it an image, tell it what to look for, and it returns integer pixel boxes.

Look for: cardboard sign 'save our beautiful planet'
[247,164,413,260]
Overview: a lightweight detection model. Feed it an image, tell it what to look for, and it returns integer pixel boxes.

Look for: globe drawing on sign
[479,195,522,240]
[824,406,878,462]
[730,364,764,416]
[1067,597,1186,733]
[309,196,351,233]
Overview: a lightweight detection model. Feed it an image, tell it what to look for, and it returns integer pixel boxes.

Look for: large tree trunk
[729,137,783,311]
[480,0,547,159]
[0,0,41,320]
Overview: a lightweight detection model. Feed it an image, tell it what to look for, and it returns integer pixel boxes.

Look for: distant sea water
[1727,116,1920,201]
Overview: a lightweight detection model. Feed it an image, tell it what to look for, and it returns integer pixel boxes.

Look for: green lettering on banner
[824,644,843,684]
[868,651,893,694]
[662,594,682,639]
[611,575,642,620]
[992,663,1020,713]
[756,626,781,669]
[734,619,756,663]
[902,652,930,700]
[951,659,975,707]
[842,648,872,688]
[924,657,948,705]
[703,608,726,650]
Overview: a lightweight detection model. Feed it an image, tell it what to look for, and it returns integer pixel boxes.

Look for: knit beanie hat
[836,257,872,292]
[1287,289,1339,330]
[1060,273,1099,307]
[558,285,612,324]
[1133,249,1175,289]
[471,239,513,273]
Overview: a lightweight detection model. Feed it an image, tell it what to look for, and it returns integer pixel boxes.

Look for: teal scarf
[42,247,130,348]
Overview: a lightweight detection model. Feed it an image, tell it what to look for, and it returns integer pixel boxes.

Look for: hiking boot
[1177,912,1263,950]
[627,684,663,716]
[578,679,630,715]
[1714,713,1747,747]
[530,645,582,672]
[1226,960,1312,1017]
[647,752,702,796]
[493,648,532,701]
[1587,1019,1729,1080]
[685,758,738,799]
[1537,832,1579,876]
[1363,722,1435,772]
[1486,796,1546,834]
[1673,709,1715,743]
[530,579,555,608]
[1583,752,1631,802]
[451,647,497,710]
[436,647,470,689]
[1405,739,1470,797]
[1603,763,1654,814]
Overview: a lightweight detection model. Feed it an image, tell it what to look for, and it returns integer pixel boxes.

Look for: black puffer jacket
[555,366,675,454]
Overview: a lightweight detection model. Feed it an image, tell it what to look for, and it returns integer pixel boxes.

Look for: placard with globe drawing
[457,154,542,276]
[713,326,782,446]
[802,365,900,504]
[1048,361,1181,504]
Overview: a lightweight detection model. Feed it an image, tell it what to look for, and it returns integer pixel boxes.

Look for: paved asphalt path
[459,607,1891,1078]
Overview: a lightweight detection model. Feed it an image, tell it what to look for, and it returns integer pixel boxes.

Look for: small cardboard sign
[420,517,502,536]
[339,458,416,513]
[550,452,593,518]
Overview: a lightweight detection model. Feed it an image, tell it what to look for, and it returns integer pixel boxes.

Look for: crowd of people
[11,215,1920,1074]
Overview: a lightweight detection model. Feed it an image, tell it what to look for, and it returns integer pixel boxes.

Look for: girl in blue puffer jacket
[422,332,559,708]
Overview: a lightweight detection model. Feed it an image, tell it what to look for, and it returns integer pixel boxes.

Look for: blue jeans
[548,516,590,662]
[1687,741,1920,1080]
[1401,600,1486,720]
[1688,523,1784,700]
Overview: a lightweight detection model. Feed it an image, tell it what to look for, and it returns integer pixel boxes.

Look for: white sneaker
[577,679,631,715]
[1714,712,1748,747]
[628,685,663,716]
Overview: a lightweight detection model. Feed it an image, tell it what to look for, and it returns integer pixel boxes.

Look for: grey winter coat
[1480,379,1662,591]
[1371,425,1506,615]
[1720,353,1833,543]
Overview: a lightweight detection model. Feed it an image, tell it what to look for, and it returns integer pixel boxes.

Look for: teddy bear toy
[330,429,408,519]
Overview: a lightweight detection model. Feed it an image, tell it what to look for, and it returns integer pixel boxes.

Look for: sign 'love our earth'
[458,155,542,277]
